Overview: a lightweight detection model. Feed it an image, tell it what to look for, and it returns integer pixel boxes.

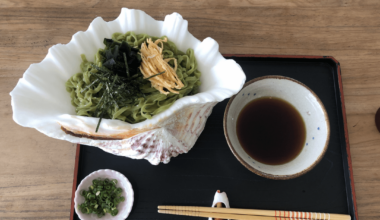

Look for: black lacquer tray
[70,55,358,220]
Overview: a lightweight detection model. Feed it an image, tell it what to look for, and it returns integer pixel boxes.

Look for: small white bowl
[224,76,330,180]
[74,169,134,220]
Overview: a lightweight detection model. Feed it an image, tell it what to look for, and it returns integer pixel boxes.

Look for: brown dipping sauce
[236,97,306,165]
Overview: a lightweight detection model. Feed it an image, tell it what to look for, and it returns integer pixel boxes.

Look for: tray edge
[333,57,359,220]
[70,144,81,220]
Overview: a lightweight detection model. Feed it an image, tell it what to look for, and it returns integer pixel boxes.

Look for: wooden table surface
[1,1,380,219]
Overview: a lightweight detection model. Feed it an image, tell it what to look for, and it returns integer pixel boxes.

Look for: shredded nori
[81,38,162,132]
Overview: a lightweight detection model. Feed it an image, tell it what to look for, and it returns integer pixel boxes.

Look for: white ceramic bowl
[74,169,134,220]
[10,8,246,165]
[224,76,330,180]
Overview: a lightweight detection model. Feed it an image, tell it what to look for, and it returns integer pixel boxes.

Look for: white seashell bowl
[74,169,134,220]
[10,8,246,165]
[224,76,330,180]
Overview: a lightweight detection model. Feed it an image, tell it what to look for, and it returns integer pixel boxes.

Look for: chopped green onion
[78,178,124,218]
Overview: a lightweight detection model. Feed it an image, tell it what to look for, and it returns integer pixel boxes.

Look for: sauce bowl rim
[223,75,330,180]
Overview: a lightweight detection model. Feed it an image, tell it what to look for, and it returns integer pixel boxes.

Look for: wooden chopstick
[215,200,223,220]
[159,209,281,220]
[158,206,351,220]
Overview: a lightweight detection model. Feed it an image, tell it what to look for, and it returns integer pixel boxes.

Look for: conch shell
[10,8,246,165]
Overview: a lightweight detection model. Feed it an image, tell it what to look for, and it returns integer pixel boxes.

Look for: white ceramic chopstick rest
[208,190,230,220]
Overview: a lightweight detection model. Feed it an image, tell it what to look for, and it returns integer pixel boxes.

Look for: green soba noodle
[65,32,201,124]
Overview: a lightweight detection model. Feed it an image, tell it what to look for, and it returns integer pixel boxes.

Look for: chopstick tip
[158,209,168,214]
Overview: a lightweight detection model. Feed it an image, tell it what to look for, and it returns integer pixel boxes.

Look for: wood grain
[1,1,380,219]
